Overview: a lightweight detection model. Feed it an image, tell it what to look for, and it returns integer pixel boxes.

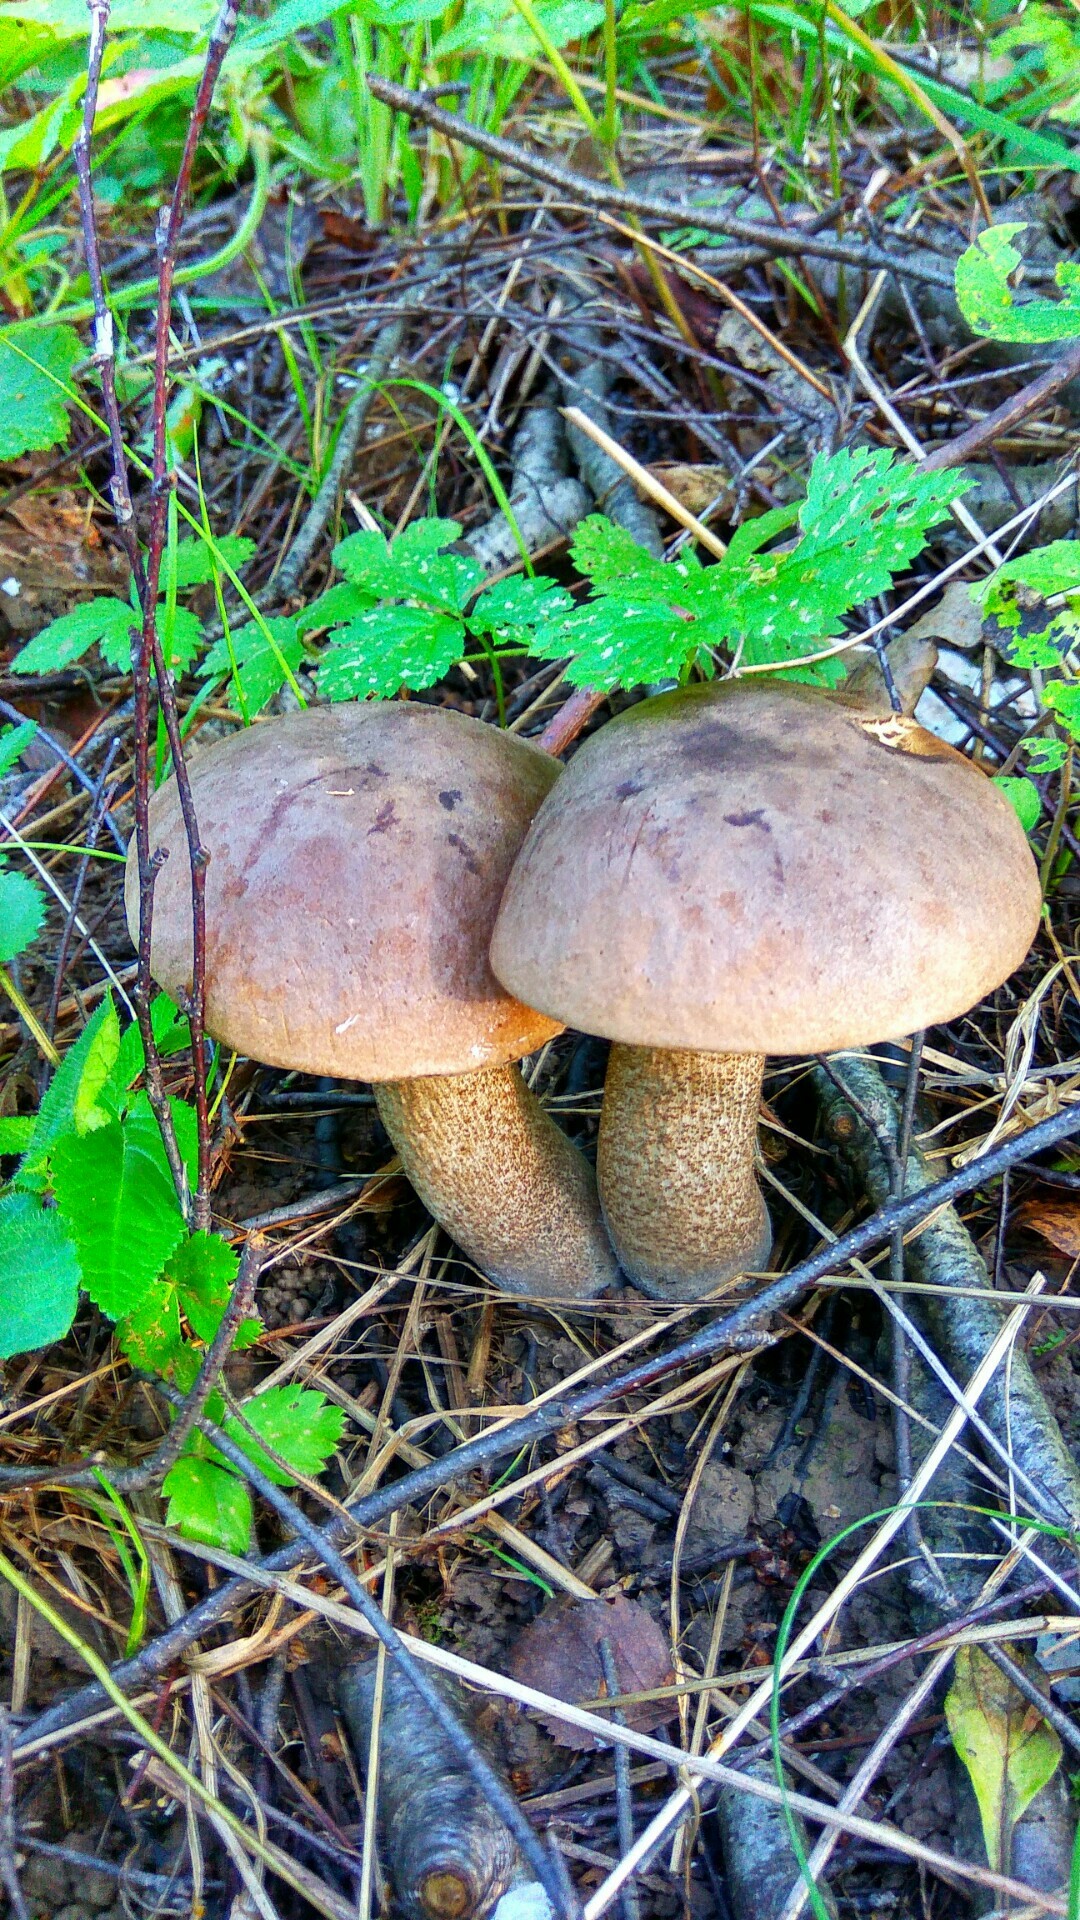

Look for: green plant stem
[601,0,619,148]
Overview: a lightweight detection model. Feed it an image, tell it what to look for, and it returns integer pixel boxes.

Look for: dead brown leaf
[506,1593,675,1750]
[1017,1198,1080,1259]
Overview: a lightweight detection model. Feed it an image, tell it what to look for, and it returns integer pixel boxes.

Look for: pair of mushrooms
[132,679,1041,1303]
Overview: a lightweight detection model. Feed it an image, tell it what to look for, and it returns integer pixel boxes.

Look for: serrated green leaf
[10,598,136,676]
[223,1385,345,1486]
[72,995,120,1134]
[116,1284,185,1375]
[0,868,44,962]
[50,1115,185,1319]
[94,603,204,676]
[468,574,576,644]
[170,535,257,591]
[0,1191,80,1357]
[17,998,115,1191]
[0,322,82,460]
[571,516,691,601]
[163,1454,253,1553]
[0,718,35,778]
[200,616,305,716]
[956,225,1080,344]
[0,1115,34,1154]
[319,605,465,699]
[332,523,482,612]
[122,1088,198,1191]
[106,996,191,1111]
[296,581,376,634]
[994,776,1042,833]
[165,1231,259,1347]
[394,517,463,559]
[946,1643,1061,1873]
[555,600,693,691]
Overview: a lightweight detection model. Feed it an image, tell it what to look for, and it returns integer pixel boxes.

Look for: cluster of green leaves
[0,965,342,1554]
[9,531,256,678]
[6,446,970,707]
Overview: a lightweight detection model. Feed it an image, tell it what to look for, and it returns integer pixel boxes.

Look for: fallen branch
[364,79,959,293]
[14,1092,1080,1755]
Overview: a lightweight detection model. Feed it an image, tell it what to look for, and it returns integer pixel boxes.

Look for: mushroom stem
[374,1065,618,1300]
[597,1046,772,1302]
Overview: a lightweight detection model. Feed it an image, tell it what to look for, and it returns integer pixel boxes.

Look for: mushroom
[490,679,1042,1302]
[127,702,617,1300]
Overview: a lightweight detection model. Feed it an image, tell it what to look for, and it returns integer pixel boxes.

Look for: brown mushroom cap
[128,702,564,1080]
[491,679,1042,1055]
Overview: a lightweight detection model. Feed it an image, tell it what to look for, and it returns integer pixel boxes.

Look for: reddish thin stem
[536,683,606,756]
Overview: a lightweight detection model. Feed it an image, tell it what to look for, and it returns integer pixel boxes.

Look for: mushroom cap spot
[490,679,1042,1054]
[126,702,563,1080]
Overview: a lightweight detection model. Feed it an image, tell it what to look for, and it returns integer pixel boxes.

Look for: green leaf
[571,515,691,601]
[0,868,44,961]
[955,225,1080,344]
[222,1384,345,1486]
[296,581,376,634]
[318,605,465,699]
[116,1285,185,1376]
[162,1453,253,1554]
[0,1115,34,1153]
[393,517,464,559]
[200,616,305,716]
[976,541,1080,668]
[106,995,191,1109]
[0,718,35,777]
[165,1231,258,1347]
[10,598,136,675]
[468,574,575,645]
[0,1191,80,1357]
[171,535,257,591]
[555,600,693,691]
[17,998,116,1190]
[50,1115,186,1319]
[946,1644,1061,1873]
[0,322,82,460]
[95,603,204,676]
[332,522,483,611]
[994,776,1042,834]
[72,994,120,1134]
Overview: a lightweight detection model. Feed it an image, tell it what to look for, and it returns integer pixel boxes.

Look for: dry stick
[71,0,186,1204]
[364,79,959,292]
[137,0,243,1232]
[0,697,125,853]
[154,1385,577,1920]
[43,739,120,1044]
[920,333,1080,474]
[16,1092,1080,1760]
[0,1711,28,1920]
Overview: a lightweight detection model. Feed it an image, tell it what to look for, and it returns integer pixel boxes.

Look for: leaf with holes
[956,224,1080,343]
[319,605,465,699]
[0,1192,81,1358]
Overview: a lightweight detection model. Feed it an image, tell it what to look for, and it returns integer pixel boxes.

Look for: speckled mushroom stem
[374,1065,618,1300]
[597,1046,772,1302]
